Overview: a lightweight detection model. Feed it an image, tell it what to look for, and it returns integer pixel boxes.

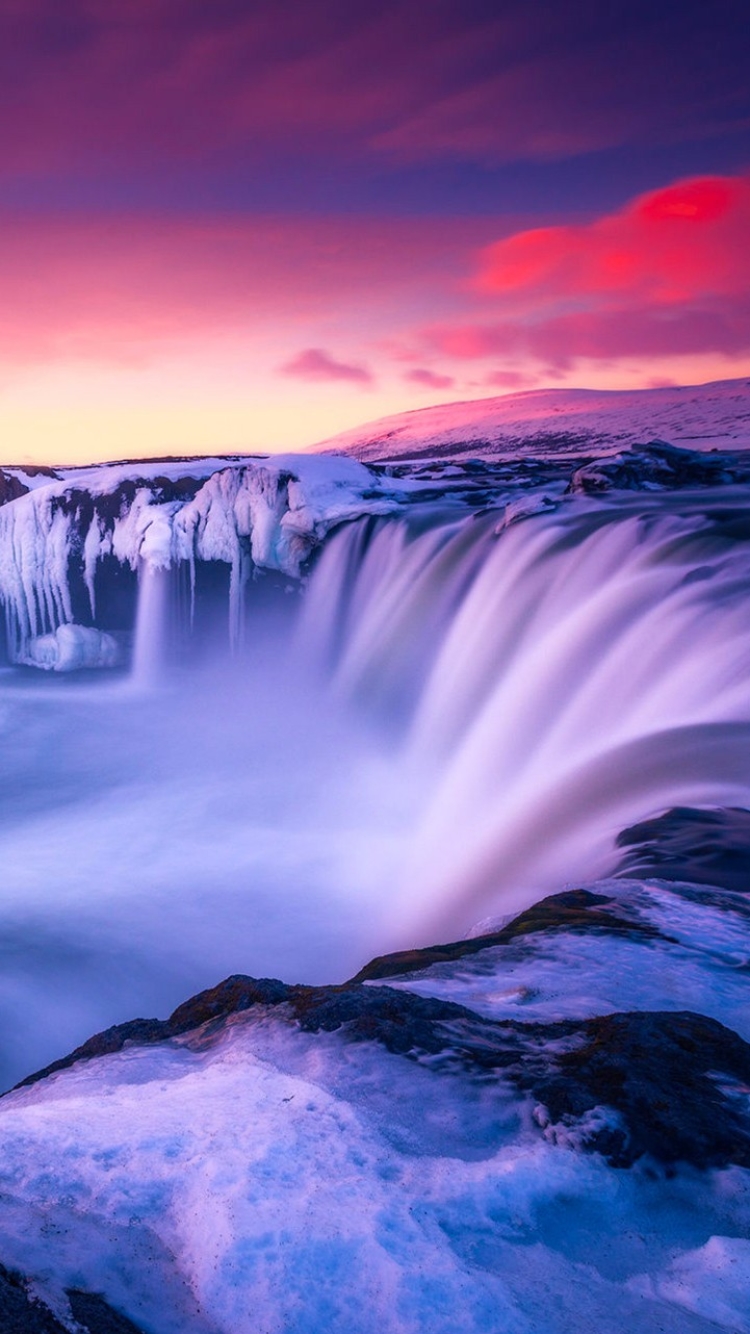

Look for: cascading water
[300,493,750,938]
[1,454,750,1087]
[132,561,172,687]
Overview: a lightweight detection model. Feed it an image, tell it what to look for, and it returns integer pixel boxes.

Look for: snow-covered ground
[316,376,750,461]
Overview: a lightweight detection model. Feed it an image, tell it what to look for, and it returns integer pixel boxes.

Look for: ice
[0,454,405,664]
[20,623,120,672]
[0,1013,748,1333]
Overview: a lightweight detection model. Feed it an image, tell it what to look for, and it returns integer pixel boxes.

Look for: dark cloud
[0,0,746,187]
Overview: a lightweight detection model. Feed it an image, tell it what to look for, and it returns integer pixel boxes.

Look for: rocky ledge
[14,886,750,1173]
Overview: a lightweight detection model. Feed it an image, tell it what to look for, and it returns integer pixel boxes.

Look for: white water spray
[301,498,750,937]
[132,561,172,687]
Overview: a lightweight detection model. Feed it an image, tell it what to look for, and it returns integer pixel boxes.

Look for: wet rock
[349,887,667,983]
[615,805,750,895]
[0,1266,143,1333]
[531,1010,750,1169]
[567,441,750,494]
[0,1264,67,1333]
[67,1289,146,1333]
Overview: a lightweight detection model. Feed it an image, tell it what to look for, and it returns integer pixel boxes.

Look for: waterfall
[3,458,749,942]
[299,495,750,937]
[132,561,172,686]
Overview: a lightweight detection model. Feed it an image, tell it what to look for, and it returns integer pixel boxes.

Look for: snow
[0,454,406,662]
[0,1009,748,1334]
[316,376,750,461]
[20,624,120,672]
[634,1236,750,1329]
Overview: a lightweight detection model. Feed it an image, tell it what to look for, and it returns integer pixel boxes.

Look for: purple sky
[1,0,749,460]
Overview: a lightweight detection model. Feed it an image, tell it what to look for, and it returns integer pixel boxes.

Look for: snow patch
[317,377,750,462]
[21,624,120,673]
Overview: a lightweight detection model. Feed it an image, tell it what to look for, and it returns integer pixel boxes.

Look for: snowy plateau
[0,379,749,1333]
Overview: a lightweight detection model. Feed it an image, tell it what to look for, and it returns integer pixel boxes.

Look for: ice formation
[0,454,402,662]
[21,624,120,673]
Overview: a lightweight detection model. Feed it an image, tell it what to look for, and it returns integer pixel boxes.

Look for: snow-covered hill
[316,377,750,462]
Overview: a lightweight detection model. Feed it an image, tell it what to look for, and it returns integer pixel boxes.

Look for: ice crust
[0,454,401,661]
[1,1007,749,1334]
[1,873,750,1333]
[21,624,120,672]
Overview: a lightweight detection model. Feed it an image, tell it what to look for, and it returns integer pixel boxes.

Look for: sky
[1,0,749,463]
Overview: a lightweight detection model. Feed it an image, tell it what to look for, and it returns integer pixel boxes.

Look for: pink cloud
[414,174,750,371]
[403,368,455,390]
[280,348,373,384]
[475,175,750,307]
[427,304,750,370]
[484,370,534,389]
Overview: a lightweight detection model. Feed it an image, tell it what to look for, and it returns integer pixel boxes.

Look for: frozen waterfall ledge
[20,624,120,672]
[0,453,406,662]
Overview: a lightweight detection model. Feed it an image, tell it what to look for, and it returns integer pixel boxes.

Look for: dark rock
[349,887,667,983]
[615,805,750,895]
[67,1289,146,1333]
[15,978,498,1088]
[168,974,290,1032]
[0,1266,147,1334]
[568,441,750,495]
[0,1264,68,1333]
[0,473,29,508]
[15,963,750,1170]
[531,1010,750,1169]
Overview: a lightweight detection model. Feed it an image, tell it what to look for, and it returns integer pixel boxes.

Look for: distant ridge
[315,377,750,462]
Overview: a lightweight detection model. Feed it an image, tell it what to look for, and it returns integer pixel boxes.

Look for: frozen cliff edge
[0,454,403,661]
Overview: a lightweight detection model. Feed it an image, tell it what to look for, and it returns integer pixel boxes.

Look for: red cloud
[415,173,750,371]
[475,175,750,308]
[280,348,373,385]
[403,368,455,390]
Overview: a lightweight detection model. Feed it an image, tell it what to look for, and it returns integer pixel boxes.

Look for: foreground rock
[3,876,750,1334]
[615,805,750,895]
[17,968,750,1172]
[0,1264,144,1334]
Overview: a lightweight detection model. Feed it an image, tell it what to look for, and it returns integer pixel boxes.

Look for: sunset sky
[2,0,749,463]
